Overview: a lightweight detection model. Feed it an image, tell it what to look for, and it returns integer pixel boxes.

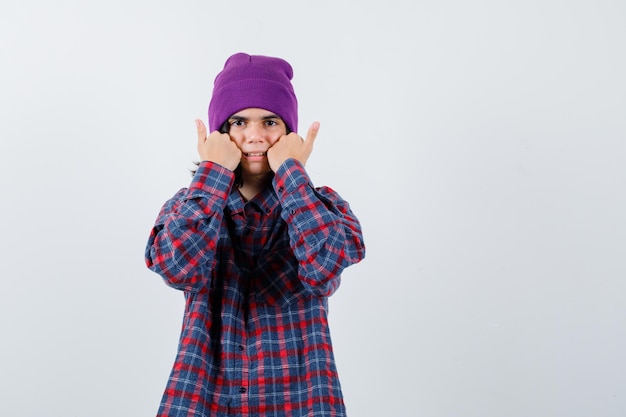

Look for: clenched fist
[196,119,241,171]
[267,121,320,172]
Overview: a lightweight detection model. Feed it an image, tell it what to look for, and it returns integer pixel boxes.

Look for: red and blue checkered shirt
[145,159,365,417]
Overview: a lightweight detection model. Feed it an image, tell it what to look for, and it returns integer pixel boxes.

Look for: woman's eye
[230,120,244,127]
[265,120,278,126]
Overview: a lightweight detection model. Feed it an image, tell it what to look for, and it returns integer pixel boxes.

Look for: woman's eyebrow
[228,114,280,121]
[229,113,281,122]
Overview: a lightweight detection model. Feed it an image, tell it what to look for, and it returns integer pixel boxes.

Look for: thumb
[196,119,207,144]
[304,121,320,150]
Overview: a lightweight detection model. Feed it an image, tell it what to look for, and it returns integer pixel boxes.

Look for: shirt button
[240,387,247,393]
[265,208,271,214]
[238,345,244,351]
[278,186,284,192]
[290,209,296,215]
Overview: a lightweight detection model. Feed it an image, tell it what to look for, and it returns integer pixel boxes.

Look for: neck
[239,171,272,201]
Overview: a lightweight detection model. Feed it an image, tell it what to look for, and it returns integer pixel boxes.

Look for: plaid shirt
[145,159,365,417]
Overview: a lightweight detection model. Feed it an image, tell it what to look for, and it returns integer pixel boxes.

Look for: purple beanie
[208,52,298,133]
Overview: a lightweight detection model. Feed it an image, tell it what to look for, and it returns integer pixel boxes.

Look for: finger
[195,119,207,144]
[304,121,320,149]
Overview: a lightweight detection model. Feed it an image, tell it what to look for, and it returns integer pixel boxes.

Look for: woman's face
[227,107,287,177]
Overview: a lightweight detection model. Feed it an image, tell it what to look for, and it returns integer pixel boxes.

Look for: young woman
[145,52,365,417]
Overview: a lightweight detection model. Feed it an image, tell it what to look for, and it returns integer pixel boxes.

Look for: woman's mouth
[244,152,267,157]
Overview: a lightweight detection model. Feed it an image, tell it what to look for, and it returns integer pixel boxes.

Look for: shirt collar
[226,185,280,215]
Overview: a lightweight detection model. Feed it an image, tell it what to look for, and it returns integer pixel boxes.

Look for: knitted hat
[208,52,298,133]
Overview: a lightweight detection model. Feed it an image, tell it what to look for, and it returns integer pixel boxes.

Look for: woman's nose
[245,123,264,142]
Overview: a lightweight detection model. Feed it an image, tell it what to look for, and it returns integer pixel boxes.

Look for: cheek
[269,129,287,146]
[268,136,280,146]
[229,134,244,148]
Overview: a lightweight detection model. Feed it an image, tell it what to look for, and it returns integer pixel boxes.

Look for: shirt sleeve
[144,161,235,292]
[272,158,366,297]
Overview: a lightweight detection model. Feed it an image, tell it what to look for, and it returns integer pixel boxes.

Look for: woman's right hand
[196,119,241,171]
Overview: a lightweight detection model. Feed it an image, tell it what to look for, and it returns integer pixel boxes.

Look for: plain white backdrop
[1,1,625,416]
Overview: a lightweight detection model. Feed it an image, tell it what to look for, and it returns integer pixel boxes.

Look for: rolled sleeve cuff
[273,158,311,195]
[189,161,235,199]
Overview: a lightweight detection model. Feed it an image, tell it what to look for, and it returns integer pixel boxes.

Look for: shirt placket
[236,203,257,416]
[236,318,250,415]
[232,196,273,416]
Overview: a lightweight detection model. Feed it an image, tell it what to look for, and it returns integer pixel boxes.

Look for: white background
[1,1,625,416]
